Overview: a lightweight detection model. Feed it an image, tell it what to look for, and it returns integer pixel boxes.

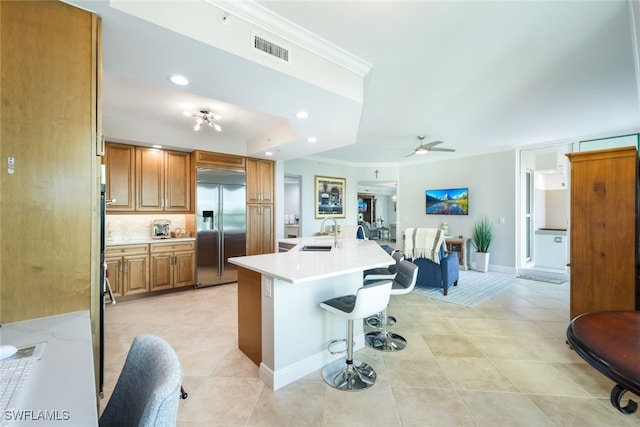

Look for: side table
[444,237,470,270]
[567,311,640,414]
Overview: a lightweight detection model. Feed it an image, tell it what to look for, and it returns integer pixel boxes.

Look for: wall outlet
[263,277,272,298]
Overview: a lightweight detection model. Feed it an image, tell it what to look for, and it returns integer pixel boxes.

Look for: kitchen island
[228,237,394,390]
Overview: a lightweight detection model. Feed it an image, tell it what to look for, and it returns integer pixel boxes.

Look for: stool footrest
[327,339,350,355]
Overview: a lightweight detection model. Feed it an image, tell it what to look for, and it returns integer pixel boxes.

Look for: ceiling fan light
[416,148,428,154]
[213,123,222,132]
[194,123,201,131]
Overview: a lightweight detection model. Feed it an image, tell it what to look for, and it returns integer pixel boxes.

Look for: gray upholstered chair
[99,335,183,427]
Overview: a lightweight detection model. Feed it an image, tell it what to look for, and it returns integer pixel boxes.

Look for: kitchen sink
[300,245,332,252]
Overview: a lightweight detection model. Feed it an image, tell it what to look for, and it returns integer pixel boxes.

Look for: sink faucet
[320,216,339,247]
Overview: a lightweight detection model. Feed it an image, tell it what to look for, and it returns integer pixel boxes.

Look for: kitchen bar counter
[229,236,393,283]
[228,237,393,390]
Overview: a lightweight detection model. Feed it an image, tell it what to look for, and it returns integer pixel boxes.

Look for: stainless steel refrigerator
[196,168,246,287]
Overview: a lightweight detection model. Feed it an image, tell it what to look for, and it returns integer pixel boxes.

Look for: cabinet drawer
[150,241,195,253]
[105,244,149,256]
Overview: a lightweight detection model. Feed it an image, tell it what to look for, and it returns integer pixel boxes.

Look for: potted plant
[471,214,493,272]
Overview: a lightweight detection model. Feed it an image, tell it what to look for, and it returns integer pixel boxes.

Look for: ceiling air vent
[253,35,290,63]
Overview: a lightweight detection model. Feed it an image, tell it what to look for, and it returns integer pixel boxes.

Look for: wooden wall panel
[0,1,99,323]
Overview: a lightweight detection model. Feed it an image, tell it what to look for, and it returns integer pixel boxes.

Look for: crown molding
[209,0,372,77]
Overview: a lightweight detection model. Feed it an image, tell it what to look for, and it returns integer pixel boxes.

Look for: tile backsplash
[106,214,191,243]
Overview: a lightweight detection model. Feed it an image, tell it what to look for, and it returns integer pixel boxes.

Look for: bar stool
[363,250,404,281]
[365,260,418,352]
[320,280,393,391]
[363,251,404,328]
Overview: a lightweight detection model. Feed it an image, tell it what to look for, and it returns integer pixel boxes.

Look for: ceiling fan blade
[423,140,445,148]
[429,147,456,152]
[404,151,416,158]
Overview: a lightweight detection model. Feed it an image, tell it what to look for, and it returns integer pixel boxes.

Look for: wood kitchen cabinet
[105,245,150,296]
[192,150,246,169]
[246,158,274,255]
[246,158,274,203]
[149,241,195,291]
[104,143,135,211]
[247,204,274,255]
[136,148,192,212]
[567,146,639,319]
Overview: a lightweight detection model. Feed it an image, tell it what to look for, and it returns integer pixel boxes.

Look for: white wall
[397,150,516,271]
[282,159,362,237]
[285,150,517,271]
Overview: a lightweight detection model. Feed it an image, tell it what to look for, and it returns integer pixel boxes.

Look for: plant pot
[475,252,490,273]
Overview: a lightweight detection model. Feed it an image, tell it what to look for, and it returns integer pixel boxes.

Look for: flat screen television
[426,187,468,215]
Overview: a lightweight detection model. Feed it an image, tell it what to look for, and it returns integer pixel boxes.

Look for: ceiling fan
[405,135,455,157]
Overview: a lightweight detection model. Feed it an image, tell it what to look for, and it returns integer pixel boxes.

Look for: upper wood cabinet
[136,148,191,212]
[246,158,274,204]
[0,1,101,323]
[104,143,135,211]
[192,150,246,169]
[104,143,192,213]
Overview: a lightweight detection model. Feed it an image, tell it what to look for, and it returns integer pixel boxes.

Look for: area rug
[412,270,515,307]
[517,274,567,285]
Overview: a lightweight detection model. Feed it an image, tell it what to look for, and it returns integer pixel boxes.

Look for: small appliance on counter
[152,219,171,239]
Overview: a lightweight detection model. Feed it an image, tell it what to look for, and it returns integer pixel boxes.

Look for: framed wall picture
[314,175,346,219]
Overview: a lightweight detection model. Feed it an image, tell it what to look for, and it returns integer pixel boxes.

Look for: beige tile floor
[102,273,640,426]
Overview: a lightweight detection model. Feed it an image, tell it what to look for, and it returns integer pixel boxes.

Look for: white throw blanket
[404,227,445,263]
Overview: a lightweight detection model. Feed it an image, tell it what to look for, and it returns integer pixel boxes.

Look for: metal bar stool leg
[365,306,407,352]
[322,319,376,391]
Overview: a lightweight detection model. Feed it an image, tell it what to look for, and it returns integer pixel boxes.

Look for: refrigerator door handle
[219,195,224,278]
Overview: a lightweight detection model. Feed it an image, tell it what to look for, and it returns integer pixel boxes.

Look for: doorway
[357,180,397,242]
[284,175,301,238]
[517,144,571,280]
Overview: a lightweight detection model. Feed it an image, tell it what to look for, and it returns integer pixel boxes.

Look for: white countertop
[106,237,195,246]
[1,310,98,426]
[228,237,393,284]
[535,229,567,235]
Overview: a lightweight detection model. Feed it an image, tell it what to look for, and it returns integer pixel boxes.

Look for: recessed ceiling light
[307,137,317,143]
[265,151,273,156]
[169,75,189,86]
[296,111,309,119]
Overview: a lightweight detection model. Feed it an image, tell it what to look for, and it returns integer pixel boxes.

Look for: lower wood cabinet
[105,244,150,296]
[106,241,195,297]
[150,241,196,291]
[247,204,274,255]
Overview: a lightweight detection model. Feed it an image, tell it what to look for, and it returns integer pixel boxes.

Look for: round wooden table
[566,311,640,414]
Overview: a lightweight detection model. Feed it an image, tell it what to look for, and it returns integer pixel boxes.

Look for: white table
[1,310,98,426]
[229,237,393,390]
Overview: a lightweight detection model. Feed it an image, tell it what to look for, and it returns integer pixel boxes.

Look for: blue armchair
[409,245,459,295]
